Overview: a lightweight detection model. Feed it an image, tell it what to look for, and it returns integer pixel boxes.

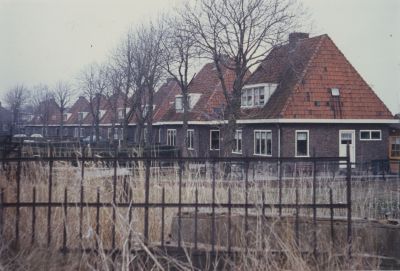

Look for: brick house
[155,33,397,163]
[23,33,398,164]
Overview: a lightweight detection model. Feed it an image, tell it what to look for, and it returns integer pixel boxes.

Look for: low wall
[171,213,400,260]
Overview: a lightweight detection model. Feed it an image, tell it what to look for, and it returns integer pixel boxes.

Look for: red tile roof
[242,34,393,119]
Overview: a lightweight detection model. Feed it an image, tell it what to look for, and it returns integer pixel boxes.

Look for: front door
[339,130,355,168]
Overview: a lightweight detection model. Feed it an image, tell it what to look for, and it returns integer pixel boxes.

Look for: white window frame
[210,130,220,150]
[295,130,309,157]
[253,130,272,156]
[175,95,183,112]
[187,129,194,150]
[167,129,177,146]
[241,83,277,108]
[232,130,242,154]
[359,130,382,141]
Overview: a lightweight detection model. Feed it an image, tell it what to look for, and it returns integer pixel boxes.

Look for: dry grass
[0,156,396,270]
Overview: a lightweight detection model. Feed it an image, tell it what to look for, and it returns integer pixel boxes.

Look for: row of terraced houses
[25,33,400,164]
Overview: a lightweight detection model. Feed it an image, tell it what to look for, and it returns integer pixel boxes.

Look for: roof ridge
[279,34,326,117]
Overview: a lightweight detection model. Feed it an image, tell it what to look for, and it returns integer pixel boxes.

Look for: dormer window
[175,95,183,112]
[63,113,71,121]
[99,110,106,119]
[331,88,340,96]
[142,104,155,117]
[176,94,201,113]
[241,83,277,108]
[117,108,125,120]
[78,112,88,121]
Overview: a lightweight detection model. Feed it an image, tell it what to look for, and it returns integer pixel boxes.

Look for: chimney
[289,32,309,46]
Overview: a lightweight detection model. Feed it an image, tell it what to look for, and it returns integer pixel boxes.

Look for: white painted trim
[167,129,177,146]
[253,130,272,156]
[232,130,243,154]
[24,118,399,128]
[187,129,194,150]
[295,130,309,157]
[210,130,220,151]
[359,130,382,141]
[152,118,398,125]
[339,130,356,168]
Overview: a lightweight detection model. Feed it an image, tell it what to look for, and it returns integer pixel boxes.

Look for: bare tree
[79,63,108,143]
[104,64,124,142]
[53,81,73,140]
[31,84,54,136]
[131,22,166,148]
[109,31,136,144]
[3,84,30,134]
[182,0,300,154]
[162,16,198,156]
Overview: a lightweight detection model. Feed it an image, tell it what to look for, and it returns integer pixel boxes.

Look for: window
[187,129,194,149]
[331,88,340,96]
[167,129,176,146]
[74,128,79,138]
[63,113,70,122]
[360,130,381,141]
[254,130,272,156]
[118,128,124,140]
[390,137,400,158]
[175,96,183,112]
[78,112,87,122]
[108,128,112,139]
[241,84,277,108]
[233,130,242,154]
[117,108,125,120]
[296,130,309,157]
[210,130,220,150]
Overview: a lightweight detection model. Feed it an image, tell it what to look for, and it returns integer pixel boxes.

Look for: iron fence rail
[0,146,353,260]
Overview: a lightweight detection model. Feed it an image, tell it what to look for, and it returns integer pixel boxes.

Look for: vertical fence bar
[312,154,317,258]
[194,187,198,250]
[144,158,151,244]
[79,147,85,244]
[0,188,3,239]
[261,189,266,250]
[47,146,54,247]
[128,187,133,252]
[15,146,22,248]
[245,161,249,252]
[295,188,299,248]
[96,187,100,251]
[31,187,36,245]
[278,159,282,217]
[329,188,334,248]
[346,144,352,259]
[211,160,216,253]
[112,147,117,250]
[62,188,68,254]
[161,187,165,248]
[227,187,231,253]
[178,160,183,248]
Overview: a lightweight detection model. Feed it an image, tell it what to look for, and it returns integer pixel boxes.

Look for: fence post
[346,143,352,259]
[112,145,117,250]
[0,188,4,239]
[177,157,183,248]
[47,145,54,247]
[79,146,85,246]
[278,158,282,217]
[15,145,22,248]
[143,157,151,244]
[312,150,317,258]
[211,159,216,253]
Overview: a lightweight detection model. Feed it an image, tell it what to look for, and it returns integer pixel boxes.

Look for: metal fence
[0,146,353,261]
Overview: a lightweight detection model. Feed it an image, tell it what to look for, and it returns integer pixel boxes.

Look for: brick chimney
[289,32,309,46]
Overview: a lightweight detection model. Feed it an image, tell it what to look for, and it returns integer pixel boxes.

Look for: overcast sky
[0,0,399,113]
